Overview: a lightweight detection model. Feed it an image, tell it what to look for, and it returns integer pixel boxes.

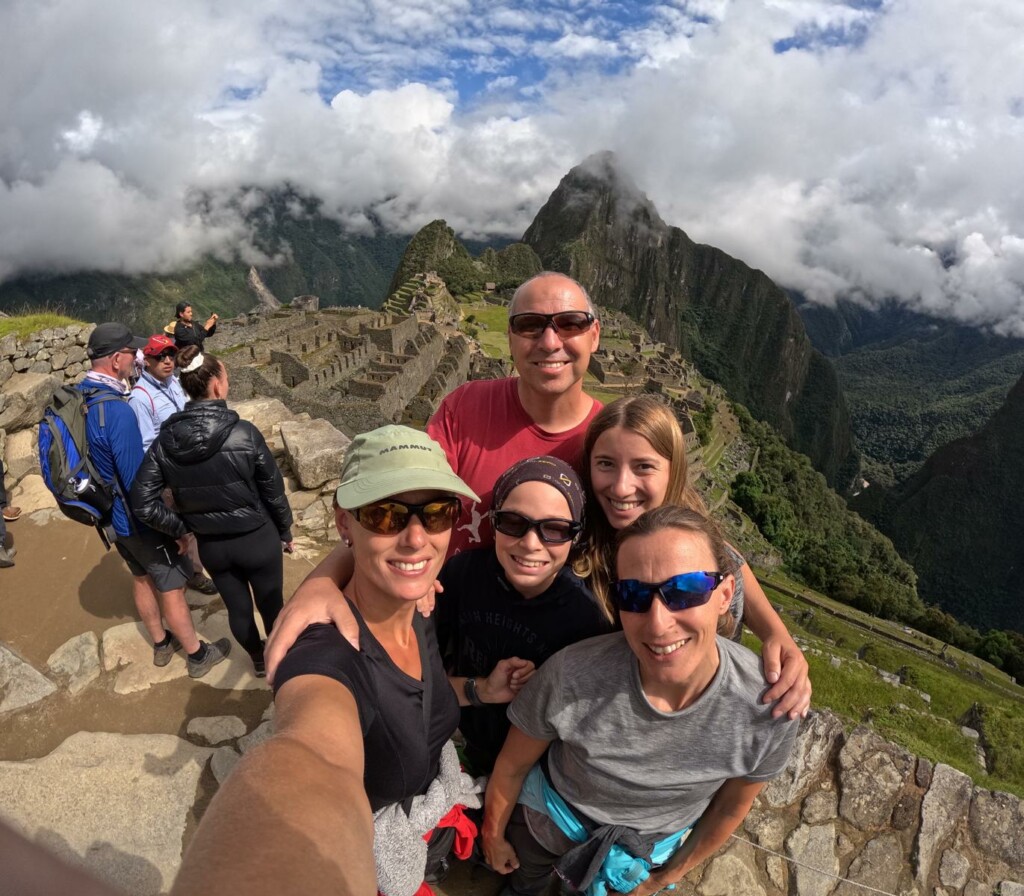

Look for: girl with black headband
[434,455,613,777]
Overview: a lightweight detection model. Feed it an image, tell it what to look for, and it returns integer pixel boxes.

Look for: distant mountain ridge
[0,190,416,333]
[857,371,1024,634]
[798,297,1024,485]
[522,152,857,487]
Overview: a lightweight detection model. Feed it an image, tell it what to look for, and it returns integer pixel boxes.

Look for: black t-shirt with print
[434,548,613,772]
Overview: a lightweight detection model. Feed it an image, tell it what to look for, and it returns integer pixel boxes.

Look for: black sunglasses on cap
[614,571,725,614]
[490,509,581,544]
[353,497,461,535]
[508,311,596,339]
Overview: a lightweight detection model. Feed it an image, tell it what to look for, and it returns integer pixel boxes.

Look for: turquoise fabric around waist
[518,764,692,896]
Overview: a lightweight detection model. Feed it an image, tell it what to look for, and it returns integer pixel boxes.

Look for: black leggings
[197,519,284,655]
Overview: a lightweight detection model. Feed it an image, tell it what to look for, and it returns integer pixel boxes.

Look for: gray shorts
[115,527,193,593]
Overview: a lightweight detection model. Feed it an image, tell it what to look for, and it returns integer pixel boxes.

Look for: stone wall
[707,711,1024,896]
[0,324,95,388]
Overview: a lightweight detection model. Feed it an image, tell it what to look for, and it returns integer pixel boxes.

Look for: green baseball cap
[334,425,480,509]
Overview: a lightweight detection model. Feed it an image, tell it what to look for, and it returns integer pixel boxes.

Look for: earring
[342,537,352,547]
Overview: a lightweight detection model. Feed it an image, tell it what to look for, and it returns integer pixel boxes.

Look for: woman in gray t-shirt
[482,506,799,896]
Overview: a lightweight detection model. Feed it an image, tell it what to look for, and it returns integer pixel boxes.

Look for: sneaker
[2,506,22,523]
[187,574,219,595]
[0,546,14,569]
[187,638,231,679]
[153,634,182,667]
[249,641,266,678]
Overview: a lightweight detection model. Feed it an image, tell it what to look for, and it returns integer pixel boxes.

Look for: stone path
[0,512,498,896]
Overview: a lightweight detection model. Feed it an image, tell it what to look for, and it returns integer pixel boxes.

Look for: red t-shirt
[426,378,602,555]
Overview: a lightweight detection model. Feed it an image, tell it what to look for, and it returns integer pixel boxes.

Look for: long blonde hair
[574,395,706,620]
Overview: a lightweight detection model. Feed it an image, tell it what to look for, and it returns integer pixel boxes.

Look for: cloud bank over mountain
[2,0,1023,334]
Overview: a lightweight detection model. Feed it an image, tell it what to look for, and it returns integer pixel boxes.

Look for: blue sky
[2,0,1023,334]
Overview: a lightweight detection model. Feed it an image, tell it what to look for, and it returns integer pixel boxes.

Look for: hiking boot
[2,506,22,523]
[187,574,219,595]
[187,638,231,679]
[0,546,14,568]
[249,641,266,678]
[153,634,182,667]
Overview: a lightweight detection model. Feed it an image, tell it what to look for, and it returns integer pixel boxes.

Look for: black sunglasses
[508,311,596,339]
[614,572,725,614]
[491,509,581,544]
[151,351,176,360]
[354,498,461,536]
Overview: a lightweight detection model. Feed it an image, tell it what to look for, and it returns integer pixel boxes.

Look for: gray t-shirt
[508,632,798,834]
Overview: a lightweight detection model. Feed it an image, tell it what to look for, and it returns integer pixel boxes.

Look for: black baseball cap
[87,323,148,360]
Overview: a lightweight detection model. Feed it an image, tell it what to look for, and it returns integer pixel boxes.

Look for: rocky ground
[0,510,502,896]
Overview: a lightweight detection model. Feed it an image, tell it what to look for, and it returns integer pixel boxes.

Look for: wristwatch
[464,677,485,707]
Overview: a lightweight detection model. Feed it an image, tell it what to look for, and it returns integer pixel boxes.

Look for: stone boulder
[279,419,350,490]
[785,822,839,896]
[0,645,58,715]
[4,426,38,483]
[0,372,60,432]
[970,788,1024,869]
[187,715,247,745]
[698,852,766,896]
[11,473,58,513]
[838,726,915,829]
[0,732,212,895]
[762,711,844,808]
[46,631,101,696]
[832,833,905,896]
[915,763,973,887]
[230,397,299,440]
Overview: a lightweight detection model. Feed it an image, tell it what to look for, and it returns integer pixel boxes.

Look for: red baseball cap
[143,334,178,357]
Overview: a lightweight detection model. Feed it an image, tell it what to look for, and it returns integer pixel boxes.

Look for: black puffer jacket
[131,400,293,541]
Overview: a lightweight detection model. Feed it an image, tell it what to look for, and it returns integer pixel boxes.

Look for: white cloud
[0,0,1022,334]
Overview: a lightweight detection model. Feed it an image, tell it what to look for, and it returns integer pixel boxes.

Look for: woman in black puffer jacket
[131,345,294,677]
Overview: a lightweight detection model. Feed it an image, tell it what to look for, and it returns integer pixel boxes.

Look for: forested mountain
[798,298,1024,486]
[522,152,858,488]
[852,372,1024,635]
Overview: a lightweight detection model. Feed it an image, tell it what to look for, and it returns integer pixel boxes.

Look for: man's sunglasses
[353,497,461,536]
[508,311,596,339]
[491,509,581,544]
[613,572,725,614]
[151,351,177,360]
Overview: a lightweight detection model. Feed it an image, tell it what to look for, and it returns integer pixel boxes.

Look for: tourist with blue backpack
[75,323,229,677]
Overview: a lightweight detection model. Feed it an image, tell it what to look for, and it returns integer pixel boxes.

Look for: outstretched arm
[738,562,811,719]
[265,544,356,683]
[171,676,375,896]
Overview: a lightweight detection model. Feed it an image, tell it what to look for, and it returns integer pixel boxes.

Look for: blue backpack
[38,384,126,547]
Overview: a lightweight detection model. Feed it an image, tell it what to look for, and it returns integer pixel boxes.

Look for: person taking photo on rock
[172,301,218,350]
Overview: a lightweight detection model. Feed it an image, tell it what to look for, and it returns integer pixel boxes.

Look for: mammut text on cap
[334,425,480,509]
[87,323,148,360]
